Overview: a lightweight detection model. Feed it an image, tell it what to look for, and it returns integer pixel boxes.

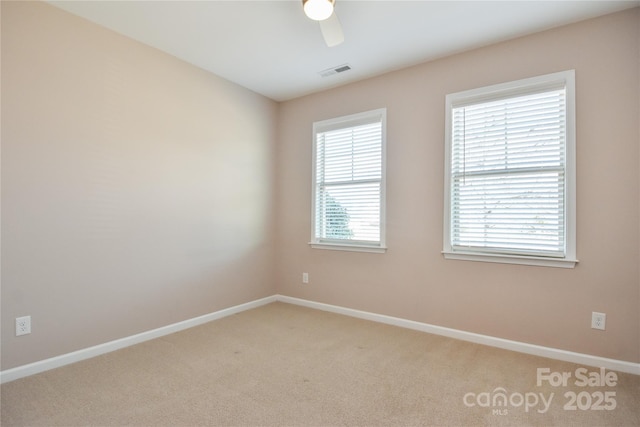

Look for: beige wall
[1,1,278,370]
[276,9,640,363]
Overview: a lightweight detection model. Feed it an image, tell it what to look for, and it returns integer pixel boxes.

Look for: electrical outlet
[16,316,31,336]
[591,312,606,330]
[302,272,309,284]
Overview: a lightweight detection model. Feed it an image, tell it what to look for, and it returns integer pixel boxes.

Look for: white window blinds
[312,109,386,249]
[445,71,576,265]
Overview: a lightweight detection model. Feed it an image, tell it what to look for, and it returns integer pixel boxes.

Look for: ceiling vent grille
[319,64,352,78]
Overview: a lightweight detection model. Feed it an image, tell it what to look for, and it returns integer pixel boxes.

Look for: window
[443,71,576,268]
[311,108,386,252]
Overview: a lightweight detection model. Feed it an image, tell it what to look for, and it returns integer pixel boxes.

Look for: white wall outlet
[16,316,31,336]
[591,312,606,330]
[302,272,309,284]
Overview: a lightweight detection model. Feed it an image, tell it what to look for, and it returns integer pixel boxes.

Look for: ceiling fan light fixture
[303,0,335,21]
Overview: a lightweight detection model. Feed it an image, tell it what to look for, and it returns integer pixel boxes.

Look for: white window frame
[310,108,387,253]
[443,70,577,268]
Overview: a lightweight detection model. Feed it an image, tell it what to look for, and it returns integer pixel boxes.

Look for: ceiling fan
[302,0,344,47]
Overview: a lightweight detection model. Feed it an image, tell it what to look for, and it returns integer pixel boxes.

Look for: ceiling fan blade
[319,12,344,47]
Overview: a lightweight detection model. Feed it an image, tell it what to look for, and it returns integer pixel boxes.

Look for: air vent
[319,64,352,78]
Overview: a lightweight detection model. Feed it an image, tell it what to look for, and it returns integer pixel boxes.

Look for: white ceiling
[49,0,639,102]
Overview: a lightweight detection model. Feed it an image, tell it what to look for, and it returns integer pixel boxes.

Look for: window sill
[442,251,577,268]
[309,242,387,253]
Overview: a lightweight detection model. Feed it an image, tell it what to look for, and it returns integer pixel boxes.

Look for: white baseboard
[2,293,638,384]
[276,295,640,376]
[0,295,277,384]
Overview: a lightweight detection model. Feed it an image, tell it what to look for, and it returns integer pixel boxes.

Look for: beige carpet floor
[1,301,639,426]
